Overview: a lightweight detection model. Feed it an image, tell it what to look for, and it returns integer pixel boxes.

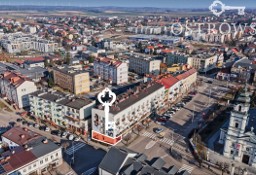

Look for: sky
[0,0,255,8]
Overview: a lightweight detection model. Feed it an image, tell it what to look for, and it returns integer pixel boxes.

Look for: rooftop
[52,66,88,76]
[96,82,164,114]
[30,90,94,110]
[2,127,40,146]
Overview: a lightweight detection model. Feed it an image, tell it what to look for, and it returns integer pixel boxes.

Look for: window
[56,153,58,157]
[51,155,54,159]
[33,164,36,167]
[45,158,48,162]
[235,123,239,128]
[230,150,234,154]
[238,105,242,112]
[40,160,43,164]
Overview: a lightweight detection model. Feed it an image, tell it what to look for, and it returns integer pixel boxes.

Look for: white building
[29,90,95,135]
[0,32,58,53]
[219,86,256,167]
[0,71,37,108]
[129,54,161,75]
[92,82,165,145]
[187,53,223,72]
[94,57,128,85]
[1,127,63,175]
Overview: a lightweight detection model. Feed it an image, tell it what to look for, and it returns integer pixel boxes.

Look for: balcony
[65,115,80,122]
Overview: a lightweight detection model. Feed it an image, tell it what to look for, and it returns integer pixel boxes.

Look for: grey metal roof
[167,165,178,175]
[30,90,94,110]
[28,136,60,158]
[150,158,165,170]
[109,83,164,114]
[140,165,155,175]
[99,147,135,174]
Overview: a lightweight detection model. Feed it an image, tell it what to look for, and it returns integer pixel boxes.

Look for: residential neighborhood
[0,0,255,175]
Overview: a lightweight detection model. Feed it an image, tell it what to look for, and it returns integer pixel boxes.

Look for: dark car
[22,120,28,125]
[16,118,23,122]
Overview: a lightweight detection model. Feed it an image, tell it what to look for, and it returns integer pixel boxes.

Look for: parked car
[33,123,39,128]
[74,136,81,141]
[27,122,34,127]
[154,128,164,134]
[22,121,28,125]
[16,118,23,122]
[68,134,74,140]
[44,127,50,132]
[61,132,68,138]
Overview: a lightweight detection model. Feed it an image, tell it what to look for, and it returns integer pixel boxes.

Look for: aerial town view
[0,0,256,174]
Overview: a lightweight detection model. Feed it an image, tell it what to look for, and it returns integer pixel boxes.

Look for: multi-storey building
[176,68,197,95]
[166,52,188,66]
[29,90,95,134]
[187,53,224,72]
[157,75,181,103]
[0,71,37,108]
[92,82,165,145]
[1,126,63,175]
[0,32,58,53]
[52,66,90,95]
[219,86,256,167]
[93,57,128,85]
[129,54,161,75]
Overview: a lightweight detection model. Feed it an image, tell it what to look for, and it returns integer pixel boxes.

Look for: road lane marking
[145,140,156,150]
[179,164,194,173]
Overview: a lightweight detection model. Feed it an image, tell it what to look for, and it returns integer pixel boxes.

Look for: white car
[74,136,81,141]
[45,127,50,132]
[61,132,68,138]
[68,134,74,140]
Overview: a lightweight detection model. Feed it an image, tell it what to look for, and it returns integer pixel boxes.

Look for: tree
[123,134,132,144]
[61,142,70,151]
[88,56,95,63]
[65,52,71,65]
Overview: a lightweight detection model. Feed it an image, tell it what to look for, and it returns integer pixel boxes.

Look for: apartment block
[52,66,90,95]
[29,90,95,134]
[129,54,161,75]
[0,32,58,53]
[0,71,37,108]
[92,82,165,145]
[93,57,128,85]
[1,127,63,175]
[187,53,224,72]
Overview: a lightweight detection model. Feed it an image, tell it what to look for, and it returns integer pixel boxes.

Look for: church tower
[223,85,251,158]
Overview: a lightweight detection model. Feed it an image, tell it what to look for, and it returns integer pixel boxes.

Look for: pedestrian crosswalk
[178,164,194,174]
[65,142,85,156]
[160,137,174,145]
[142,131,157,139]
[142,131,174,146]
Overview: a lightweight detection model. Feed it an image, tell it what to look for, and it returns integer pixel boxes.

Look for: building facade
[1,127,63,175]
[53,66,90,95]
[94,57,128,85]
[187,54,224,72]
[92,82,165,145]
[29,90,95,134]
[219,86,256,167]
[0,71,37,108]
[129,55,161,75]
[166,53,188,66]
[0,32,58,53]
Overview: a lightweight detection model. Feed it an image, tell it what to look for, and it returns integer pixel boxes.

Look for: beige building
[52,66,90,95]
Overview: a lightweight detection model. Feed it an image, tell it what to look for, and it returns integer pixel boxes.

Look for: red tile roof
[1,149,36,173]
[2,126,41,146]
[96,57,123,67]
[157,75,179,89]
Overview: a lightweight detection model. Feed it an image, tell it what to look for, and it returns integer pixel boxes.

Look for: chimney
[20,134,25,139]
[42,139,48,144]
